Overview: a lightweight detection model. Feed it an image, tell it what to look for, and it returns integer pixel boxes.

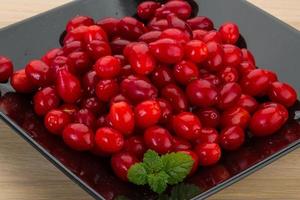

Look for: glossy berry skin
[220,107,250,129]
[222,44,242,67]
[250,106,288,137]
[95,56,121,79]
[59,104,79,120]
[135,100,161,128]
[186,79,219,107]
[184,40,208,63]
[147,17,169,31]
[236,94,258,113]
[110,94,129,106]
[95,127,124,154]
[155,0,192,20]
[172,112,202,140]
[64,25,88,45]
[196,107,220,128]
[124,136,147,159]
[86,40,111,60]
[241,48,256,65]
[110,38,131,55]
[74,108,96,130]
[192,29,208,40]
[137,1,161,20]
[118,17,146,40]
[138,31,162,43]
[157,98,173,124]
[178,150,199,175]
[97,17,119,38]
[50,56,72,79]
[68,51,91,74]
[151,65,174,88]
[111,152,139,181]
[173,60,199,85]
[160,28,190,44]
[201,73,222,88]
[95,79,119,102]
[204,41,224,72]
[62,123,94,151]
[56,69,82,103]
[195,143,221,166]
[259,102,289,121]
[144,126,173,154]
[81,96,103,114]
[63,40,84,55]
[84,25,108,43]
[268,82,297,107]
[11,69,35,93]
[187,16,214,31]
[241,69,277,97]
[0,56,13,83]
[219,22,240,44]
[172,136,191,151]
[238,62,256,76]
[195,128,219,144]
[202,30,222,43]
[66,15,94,32]
[125,42,156,75]
[44,109,71,135]
[109,101,135,135]
[41,48,64,66]
[121,75,158,104]
[218,82,242,110]
[33,87,60,116]
[82,70,99,96]
[218,67,239,83]
[149,38,184,64]
[219,126,245,151]
[161,84,189,113]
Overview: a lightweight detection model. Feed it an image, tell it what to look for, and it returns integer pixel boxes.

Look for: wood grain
[0,1,299,199]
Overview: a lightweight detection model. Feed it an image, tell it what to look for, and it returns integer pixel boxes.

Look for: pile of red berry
[0,0,298,182]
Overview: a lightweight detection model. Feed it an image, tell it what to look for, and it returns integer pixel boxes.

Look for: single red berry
[178,150,199,175]
[67,51,91,74]
[172,136,191,151]
[202,30,222,43]
[97,17,119,38]
[44,109,71,135]
[236,94,258,113]
[192,29,208,40]
[63,40,84,55]
[222,44,242,67]
[62,123,94,151]
[196,107,220,128]
[238,61,256,76]
[25,60,52,86]
[94,55,121,79]
[109,101,135,135]
[111,152,139,181]
[203,41,224,72]
[0,56,13,83]
[124,136,147,159]
[135,100,161,128]
[259,102,289,121]
[33,87,60,116]
[138,31,162,43]
[66,15,94,32]
[218,66,239,83]
[10,69,35,93]
[86,40,112,60]
[137,1,161,20]
[220,107,250,129]
[50,56,72,80]
[84,25,108,43]
[64,25,89,44]
[219,126,245,150]
[74,108,96,130]
[160,28,190,44]
[147,17,169,31]
[173,60,199,85]
[118,17,146,40]
[195,143,221,166]
[219,22,240,44]
[172,112,202,140]
[41,48,64,66]
[151,65,174,88]
[184,40,208,63]
[268,81,297,107]
[155,0,192,20]
[95,79,119,102]
[218,82,242,110]
[195,127,219,144]
[144,126,173,154]
[187,16,214,30]
[95,127,124,154]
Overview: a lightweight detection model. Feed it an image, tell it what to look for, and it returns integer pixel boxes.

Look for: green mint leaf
[147,171,169,194]
[127,163,147,185]
[168,183,201,200]
[143,150,163,173]
[161,152,193,185]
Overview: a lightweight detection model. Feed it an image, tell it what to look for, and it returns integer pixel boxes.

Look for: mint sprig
[127,150,194,194]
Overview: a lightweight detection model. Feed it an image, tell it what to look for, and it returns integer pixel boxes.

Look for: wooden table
[0,1,299,199]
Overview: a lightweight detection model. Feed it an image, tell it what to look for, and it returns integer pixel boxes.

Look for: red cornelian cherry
[96,79,119,102]
[138,31,162,43]
[173,60,199,85]
[0,56,13,83]
[135,100,161,128]
[124,136,147,159]
[155,0,192,20]
[33,87,60,116]
[195,143,221,166]
[63,40,84,55]
[44,109,71,135]
[196,107,220,128]
[192,29,208,40]
[137,1,161,20]
[64,25,89,44]
[68,51,91,74]
[111,152,139,181]
[62,123,94,151]
[151,65,174,88]
[144,126,173,154]
[268,81,297,108]
[84,25,108,43]
[148,17,169,31]
[25,60,51,86]
[157,98,173,124]
[238,61,256,76]
[95,127,124,154]
[222,44,242,67]
[195,127,219,144]
[81,96,103,114]
[184,40,208,63]
[11,69,35,93]
[97,17,119,38]
[66,15,94,32]
[250,106,288,137]
[50,56,72,79]
[94,55,121,79]
[109,101,135,135]
[204,41,224,72]
[218,66,239,83]
[186,79,219,107]
[220,107,250,129]
[236,94,258,113]
[86,40,111,60]
[219,126,245,151]
[74,108,96,130]
[259,102,289,120]
[149,38,184,64]
[118,17,147,40]
[172,112,202,140]
[202,30,222,43]
[160,28,190,44]
[241,48,256,65]
[218,82,242,110]
[161,83,189,113]
[187,16,214,31]
[41,48,64,65]
[178,150,199,175]
[219,22,240,44]
[172,136,191,151]
[56,69,82,103]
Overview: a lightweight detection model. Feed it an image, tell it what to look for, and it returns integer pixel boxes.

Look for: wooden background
[0,0,299,199]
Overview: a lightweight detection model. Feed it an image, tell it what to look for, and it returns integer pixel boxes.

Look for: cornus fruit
[4,0,298,191]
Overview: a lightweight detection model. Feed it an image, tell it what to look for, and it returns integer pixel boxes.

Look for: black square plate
[0,0,299,199]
